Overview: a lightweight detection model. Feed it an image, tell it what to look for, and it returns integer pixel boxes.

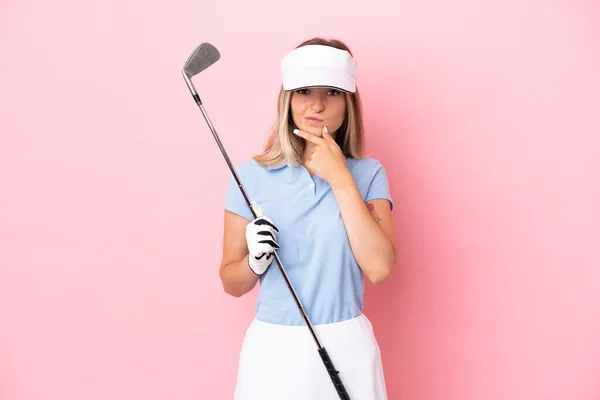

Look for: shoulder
[346,156,386,176]
[346,156,391,196]
[229,159,285,189]
[347,156,394,209]
[234,159,270,178]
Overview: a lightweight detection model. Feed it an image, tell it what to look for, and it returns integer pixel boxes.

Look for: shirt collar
[267,155,349,171]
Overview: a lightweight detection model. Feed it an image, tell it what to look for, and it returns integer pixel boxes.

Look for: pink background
[1,0,599,399]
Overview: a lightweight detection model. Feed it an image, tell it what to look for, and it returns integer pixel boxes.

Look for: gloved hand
[246,201,280,275]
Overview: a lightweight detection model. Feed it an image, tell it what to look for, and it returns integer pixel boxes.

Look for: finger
[254,252,276,261]
[256,252,275,261]
[257,230,276,242]
[254,253,268,260]
[258,239,280,250]
[322,125,334,142]
[293,128,324,145]
[254,218,279,232]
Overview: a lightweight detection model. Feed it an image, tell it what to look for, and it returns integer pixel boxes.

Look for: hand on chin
[301,125,324,137]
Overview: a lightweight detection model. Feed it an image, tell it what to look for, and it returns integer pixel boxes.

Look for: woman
[220,37,396,399]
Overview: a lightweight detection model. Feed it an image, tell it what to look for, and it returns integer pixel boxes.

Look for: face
[290,87,347,138]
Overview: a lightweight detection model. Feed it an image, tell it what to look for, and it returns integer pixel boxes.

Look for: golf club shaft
[193,96,350,400]
[196,100,319,344]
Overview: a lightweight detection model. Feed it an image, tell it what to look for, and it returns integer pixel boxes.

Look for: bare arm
[331,173,397,284]
[292,127,397,284]
[219,210,260,297]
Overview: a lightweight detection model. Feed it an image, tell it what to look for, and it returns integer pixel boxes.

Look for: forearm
[331,172,396,283]
[220,254,260,297]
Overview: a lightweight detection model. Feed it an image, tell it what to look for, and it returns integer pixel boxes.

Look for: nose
[310,94,325,112]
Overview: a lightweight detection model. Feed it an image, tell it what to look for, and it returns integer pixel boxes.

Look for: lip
[306,116,323,125]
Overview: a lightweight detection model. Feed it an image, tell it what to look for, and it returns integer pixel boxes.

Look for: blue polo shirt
[224,156,393,326]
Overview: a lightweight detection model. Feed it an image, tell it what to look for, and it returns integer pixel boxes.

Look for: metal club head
[182,43,220,101]
[183,43,220,78]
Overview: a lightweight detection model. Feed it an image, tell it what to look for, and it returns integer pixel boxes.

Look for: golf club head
[182,43,220,102]
[183,43,220,78]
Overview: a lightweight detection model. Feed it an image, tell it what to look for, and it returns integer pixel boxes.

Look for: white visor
[281,45,357,93]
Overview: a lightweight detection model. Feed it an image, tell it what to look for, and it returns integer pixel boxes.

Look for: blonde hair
[253,37,365,169]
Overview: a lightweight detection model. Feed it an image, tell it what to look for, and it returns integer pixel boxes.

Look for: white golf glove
[246,201,280,275]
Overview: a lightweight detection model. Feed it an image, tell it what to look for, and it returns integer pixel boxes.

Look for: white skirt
[233,313,388,400]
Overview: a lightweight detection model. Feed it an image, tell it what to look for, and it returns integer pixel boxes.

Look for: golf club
[182,42,351,400]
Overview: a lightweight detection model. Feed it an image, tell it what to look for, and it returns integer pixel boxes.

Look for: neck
[302,142,316,163]
[301,142,314,176]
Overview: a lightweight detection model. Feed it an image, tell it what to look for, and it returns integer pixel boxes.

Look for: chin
[304,126,323,136]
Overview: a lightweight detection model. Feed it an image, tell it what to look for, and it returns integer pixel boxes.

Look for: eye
[327,89,341,96]
[296,89,309,95]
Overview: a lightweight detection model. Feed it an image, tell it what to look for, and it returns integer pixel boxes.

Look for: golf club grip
[318,347,351,400]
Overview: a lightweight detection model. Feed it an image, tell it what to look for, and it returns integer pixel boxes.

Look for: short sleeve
[224,173,254,221]
[365,161,394,211]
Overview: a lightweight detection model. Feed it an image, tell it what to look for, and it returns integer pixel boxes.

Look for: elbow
[365,251,397,284]
[366,265,394,284]
[220,275,245,298]
[220,278,246,297]
[365,241,398,285]
[219,267,244,297]
[223,285,244,297]
[219,268,253,298]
